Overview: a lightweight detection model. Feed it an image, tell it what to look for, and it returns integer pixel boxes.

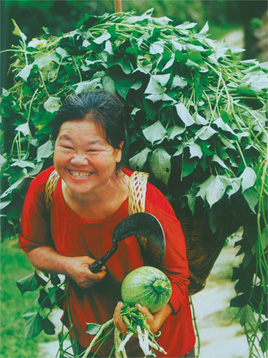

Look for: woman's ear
[115,141,124,163]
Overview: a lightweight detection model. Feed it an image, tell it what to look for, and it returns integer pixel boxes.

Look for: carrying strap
[128,171,149,250]
[45,169,60,209]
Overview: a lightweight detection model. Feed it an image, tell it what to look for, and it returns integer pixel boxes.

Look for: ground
[192,241,249,358]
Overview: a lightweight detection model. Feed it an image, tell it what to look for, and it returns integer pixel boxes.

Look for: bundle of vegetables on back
[2,6,268,358]
[83,266,172,358]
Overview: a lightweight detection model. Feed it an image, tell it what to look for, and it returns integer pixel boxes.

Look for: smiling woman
[18,90,195,357]
[54,119,125,219]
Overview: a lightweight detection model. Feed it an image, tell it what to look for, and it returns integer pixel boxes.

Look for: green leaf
[28,39,47,49]
[86,323,102,335]
[38,289,53,309]
[175,103,194,127]
[199,21,209,34]
[142,121,167,145]
[42,318,56,335]
[239,305,256,327]
[187,50,204,65]
[94,31,111,44]
[37,140,54,162]
[23,312,43,338]
[167,125,185,140]
[15,123,30,136]
[145,74,170,95]
[34,52,59,68]
[146,93,175,103]
[150,40,165,55]
[230,294,249,308]
[12,19,27,41]
[162,53,175,71]
[55,47,69,59]
[213,117,236,136]
[44,97,61,113]
[193,113,208,125]
[243,187,258,213]
[225,178,241,197]
[117,57,133,75]
[195,126,217,140]
[185,141,203,159]
[11,160,35,168]
[197,176,227,207]
[240,167,257,192]
[16,64,33,82]
[16,272,40,294]
[102,76,115,94]
[185,189,196,215]
[0,201,11,210]
[171,75,188,89]
[150,148,171,186]
[0,178,25,199]
[115,78,134,100]
[181,156,198,179]
[212,155,229,170]
[129,148,151,170]
[74,79,102,95]
[260,332,268,353]
[261,227,268,251]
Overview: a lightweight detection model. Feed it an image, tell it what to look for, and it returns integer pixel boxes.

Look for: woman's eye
[63,146,74,150]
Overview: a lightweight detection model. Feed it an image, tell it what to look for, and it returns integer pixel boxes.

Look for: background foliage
[1,3,267,358]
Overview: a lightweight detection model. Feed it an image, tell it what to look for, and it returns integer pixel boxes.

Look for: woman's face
[54,119,122,197]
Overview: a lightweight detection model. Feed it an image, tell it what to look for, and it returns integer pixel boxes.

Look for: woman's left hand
[135,304,172,334]
[113,301,172,335]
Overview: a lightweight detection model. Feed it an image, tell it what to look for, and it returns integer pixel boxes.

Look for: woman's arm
[26,246,106,289]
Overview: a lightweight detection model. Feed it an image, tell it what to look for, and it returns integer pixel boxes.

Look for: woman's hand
[66,256,107,289]
[113,302,128,335]
[113,301,172,335]
[135,304,172,334]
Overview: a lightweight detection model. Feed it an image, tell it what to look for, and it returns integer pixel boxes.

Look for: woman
[19,90,196,357]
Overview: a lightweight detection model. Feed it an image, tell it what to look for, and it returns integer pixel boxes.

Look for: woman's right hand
[66,256,107,289]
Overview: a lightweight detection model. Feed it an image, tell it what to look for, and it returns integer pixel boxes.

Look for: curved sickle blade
[90,212,166,273]
[113,212,166,263]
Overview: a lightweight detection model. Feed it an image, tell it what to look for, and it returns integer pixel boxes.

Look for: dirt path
[192,242,249,358]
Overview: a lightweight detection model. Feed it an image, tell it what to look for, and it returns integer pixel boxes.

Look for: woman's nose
[70,153,88,166]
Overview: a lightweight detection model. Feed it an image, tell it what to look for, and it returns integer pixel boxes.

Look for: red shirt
[19,166,195,357]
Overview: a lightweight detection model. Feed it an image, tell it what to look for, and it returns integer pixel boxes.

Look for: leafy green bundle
[1,9,267,357]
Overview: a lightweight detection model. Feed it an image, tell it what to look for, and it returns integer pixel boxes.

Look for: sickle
[90,212,166,273]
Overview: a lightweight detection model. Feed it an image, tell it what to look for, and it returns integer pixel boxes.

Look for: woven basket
[177,207,226,295]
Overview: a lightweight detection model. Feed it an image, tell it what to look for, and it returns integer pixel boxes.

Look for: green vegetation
[1,8,267,358]
[0,239,55,358]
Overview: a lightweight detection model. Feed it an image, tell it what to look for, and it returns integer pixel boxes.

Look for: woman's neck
[62,171,129,220]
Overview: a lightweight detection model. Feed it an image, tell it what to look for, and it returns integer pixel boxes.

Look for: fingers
[135,304,153,320]
[68,256,107,288]
[113,302,128,335]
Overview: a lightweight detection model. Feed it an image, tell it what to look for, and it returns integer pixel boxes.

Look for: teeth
[68,170,92,178]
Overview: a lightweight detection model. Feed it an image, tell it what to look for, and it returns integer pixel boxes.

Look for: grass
[0,238,56,358]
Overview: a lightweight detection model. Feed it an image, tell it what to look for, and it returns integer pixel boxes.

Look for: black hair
[52,90,127,149]
[52,90,128,169]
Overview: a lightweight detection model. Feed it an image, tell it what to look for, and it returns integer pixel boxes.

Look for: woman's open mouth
[67,169,94,179]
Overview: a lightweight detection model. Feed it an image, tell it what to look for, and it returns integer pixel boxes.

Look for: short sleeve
[18,168,55,252]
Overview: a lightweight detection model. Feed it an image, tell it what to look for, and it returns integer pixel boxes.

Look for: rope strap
[45,169,60,209]
[128,171,149,250]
